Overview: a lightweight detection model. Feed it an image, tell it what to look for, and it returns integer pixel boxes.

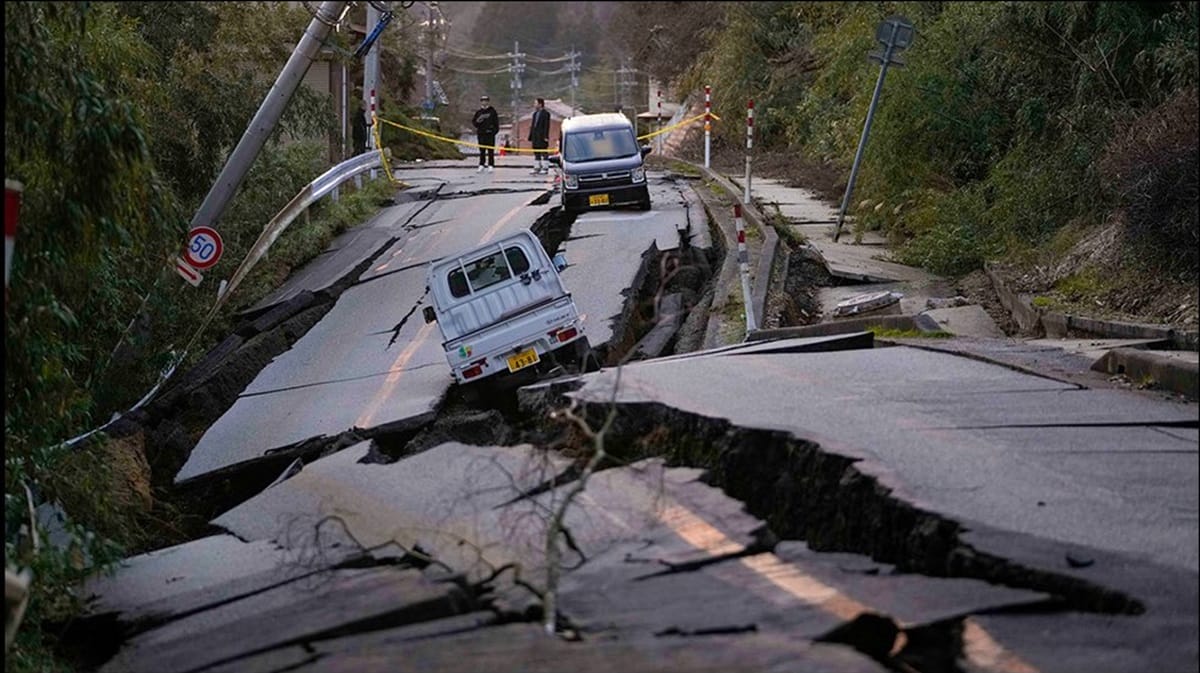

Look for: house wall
[507,117,564,152]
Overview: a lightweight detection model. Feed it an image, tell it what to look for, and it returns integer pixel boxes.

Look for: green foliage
[4,4,396,668]
[117,2,335,207]
[377,100,467,161]
[231,174,397,314]
[687,1,1198,278]
[868,327,955,339]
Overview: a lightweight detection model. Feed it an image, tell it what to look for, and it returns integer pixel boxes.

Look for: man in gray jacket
[528,98,551,174]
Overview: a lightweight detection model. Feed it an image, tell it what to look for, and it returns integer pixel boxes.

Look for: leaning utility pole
[833,15,915,242]
[189,1,348,233]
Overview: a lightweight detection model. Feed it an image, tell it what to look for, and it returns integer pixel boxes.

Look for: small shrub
[1099,87,1199,277]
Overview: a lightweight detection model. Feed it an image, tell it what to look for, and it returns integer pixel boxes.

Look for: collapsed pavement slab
[98,565,471,673]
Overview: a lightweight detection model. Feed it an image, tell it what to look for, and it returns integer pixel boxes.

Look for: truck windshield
[448,246,531,298]
[562,128,639,163]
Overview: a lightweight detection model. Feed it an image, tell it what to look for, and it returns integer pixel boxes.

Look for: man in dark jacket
[472,95,499,172]
[528,98,551,174]
[351,102,368,155]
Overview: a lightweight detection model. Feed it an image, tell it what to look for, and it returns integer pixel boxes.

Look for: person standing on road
[351,102,368,155]
[528,98,551,175]
[472,95,499,173]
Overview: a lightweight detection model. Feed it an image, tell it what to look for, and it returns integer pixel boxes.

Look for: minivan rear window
[563,128,639,162]
[448,246,530,298]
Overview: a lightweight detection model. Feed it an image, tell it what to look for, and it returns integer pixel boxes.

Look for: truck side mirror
[552,254,568,272]
[548,155,561,167]
[640,145,653,157]
[423,306,436,323]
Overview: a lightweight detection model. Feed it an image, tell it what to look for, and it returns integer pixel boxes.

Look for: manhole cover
[833,290,903,317]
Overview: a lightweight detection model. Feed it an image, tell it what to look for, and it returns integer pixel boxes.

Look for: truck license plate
[588,194,609,206]
[506,348,540,373]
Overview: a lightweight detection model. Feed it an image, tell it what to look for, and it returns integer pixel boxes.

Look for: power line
[525,53,573,64]
[445,47,511,61]
[443,64,512,75]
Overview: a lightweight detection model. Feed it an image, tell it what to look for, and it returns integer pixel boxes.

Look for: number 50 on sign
[184,226,223,270]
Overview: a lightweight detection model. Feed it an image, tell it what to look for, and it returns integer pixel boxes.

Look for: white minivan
[423,229,590,388]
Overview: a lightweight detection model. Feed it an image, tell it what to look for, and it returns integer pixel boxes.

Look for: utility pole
[612,60,619,112]
[568,47,580,118]
[189,1,348,234]
[363,3,381,178]
[424,2,436,113]
[624,62,643,127]
[509,40,525,151]
[619,61,637,124]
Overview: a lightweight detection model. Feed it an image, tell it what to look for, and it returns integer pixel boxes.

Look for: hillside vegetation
[617,1,1198,324]
[4,4,449,670]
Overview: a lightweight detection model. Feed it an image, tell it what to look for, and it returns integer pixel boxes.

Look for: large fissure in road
[511,391,1144,617]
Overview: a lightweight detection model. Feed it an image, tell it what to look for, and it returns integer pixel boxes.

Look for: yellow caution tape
[375,110,721,154]
[637,112,722,141]
[377,116,544,153]
[371,115,404,185]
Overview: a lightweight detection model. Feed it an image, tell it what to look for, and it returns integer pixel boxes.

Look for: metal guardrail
[55,149,390,455]
[215,149,386,312]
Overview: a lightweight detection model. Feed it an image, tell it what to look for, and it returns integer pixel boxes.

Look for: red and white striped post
[369,88,377,137]
[734,203,757,333]
[5,179,24,307]
[703,85,712,168]
[744,99,754,204]
[369,88,378,179]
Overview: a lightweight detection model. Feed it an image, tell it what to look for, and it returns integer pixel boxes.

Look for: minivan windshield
[562,127,639,163]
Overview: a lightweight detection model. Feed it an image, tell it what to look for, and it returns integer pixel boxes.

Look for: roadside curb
[984,261,1199,397]
[747,314,942,342]
[984,262,1199,350]
[1092,348,1199,399]
[689,163,776,331]
[691,182,740,349]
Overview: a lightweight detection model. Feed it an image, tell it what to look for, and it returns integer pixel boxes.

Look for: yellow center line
[656,500,1038,673]
[355,195,526,430]
[962,618,1040,673]
[481,203,524,243]
[355,322,437,428]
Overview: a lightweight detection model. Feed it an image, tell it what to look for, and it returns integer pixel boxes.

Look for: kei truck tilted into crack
[423,228,591,390]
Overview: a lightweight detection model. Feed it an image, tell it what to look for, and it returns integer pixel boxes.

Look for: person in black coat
[351,102,368,155]
[528,98,551,174]
[472,95,499,172]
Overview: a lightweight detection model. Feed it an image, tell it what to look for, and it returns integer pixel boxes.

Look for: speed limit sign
[184,226,223,270]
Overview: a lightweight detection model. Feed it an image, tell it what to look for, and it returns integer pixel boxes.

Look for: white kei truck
[422,229,591,389]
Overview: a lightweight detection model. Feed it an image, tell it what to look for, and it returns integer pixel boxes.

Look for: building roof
[543,99,578,119]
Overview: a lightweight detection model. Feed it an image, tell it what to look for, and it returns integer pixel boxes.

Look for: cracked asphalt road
[82,161,1198,673]
[175,163,699,483]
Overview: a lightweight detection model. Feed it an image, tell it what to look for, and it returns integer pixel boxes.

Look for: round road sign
[184,226,223,269]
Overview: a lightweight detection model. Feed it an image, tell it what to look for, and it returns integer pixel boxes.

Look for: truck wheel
[638,198,652,211]
[577,338,602,373]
